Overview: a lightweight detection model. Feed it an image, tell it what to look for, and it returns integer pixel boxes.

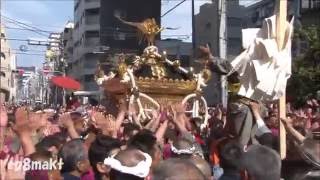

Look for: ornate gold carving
[136,77,197,95]
[201,69,212,83]
[115,16,163,46]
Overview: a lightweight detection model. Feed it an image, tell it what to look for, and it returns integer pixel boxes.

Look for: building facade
[63,22,75,77]
[300,0,320,26]
[16,66,36,103]
[0,26,17,102]
[195,0,244,58]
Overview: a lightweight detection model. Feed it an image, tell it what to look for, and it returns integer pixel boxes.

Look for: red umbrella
[51,76,81,90]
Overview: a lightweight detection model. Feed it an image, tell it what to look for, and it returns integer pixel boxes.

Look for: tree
[287,25,320,107]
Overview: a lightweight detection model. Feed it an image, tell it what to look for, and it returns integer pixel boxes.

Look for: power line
[162,0,187,17]
[3,17,50,35]
[1,37,48,43]
[12,49,46,53]
[1,51,44,56]
[2,15,50,37]
[14,52,44,56]
[4,26,54,33]
[3,21,49,37]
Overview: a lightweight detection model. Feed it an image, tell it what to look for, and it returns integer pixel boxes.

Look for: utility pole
[218,0,228,108]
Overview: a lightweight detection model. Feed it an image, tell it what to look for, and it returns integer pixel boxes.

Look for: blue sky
[3,0,254,68]
[3,0,74,68]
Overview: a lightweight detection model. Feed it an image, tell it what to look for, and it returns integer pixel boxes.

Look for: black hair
[123,123,141,138]
[29,150,52,161]
[109,169,144,180]
[89,135,121,180]
[243,145,281,180]
[219,140,244,171]
[209,119,224,140]
[127,129,157,158]
[58,139,87,173]
[36,133,67,152]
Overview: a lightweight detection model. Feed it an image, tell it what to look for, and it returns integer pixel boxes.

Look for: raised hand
[59,113,79,139]
[118,99,128,113]
[0,105,8,127]
[11,108,36,136]
[198,44,213,59]
[281,117,293,128]
[249,101,260,113]
[92,112,116,136]
[59,113,74,129]
[14,107,29,126]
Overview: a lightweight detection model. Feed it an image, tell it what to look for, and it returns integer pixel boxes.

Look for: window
[85,8,99,15]
[0,52,5,59]
[205,22,212,29]
[85,31,99,38]
[0,71,5,77]
[75,22,79,29]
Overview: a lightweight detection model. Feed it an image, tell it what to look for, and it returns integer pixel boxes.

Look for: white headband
[171,144,196,155]
[104,151,152,178]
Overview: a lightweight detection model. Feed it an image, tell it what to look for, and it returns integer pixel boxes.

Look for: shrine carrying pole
[275,0,288,160]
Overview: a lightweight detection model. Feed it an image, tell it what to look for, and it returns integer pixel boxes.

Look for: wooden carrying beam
[275,0,288,160]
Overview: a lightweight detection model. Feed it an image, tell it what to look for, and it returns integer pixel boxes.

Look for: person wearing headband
[170,136,196,159]
[89,135,121,180]
[104,149,152,180]
[127,130,162,168]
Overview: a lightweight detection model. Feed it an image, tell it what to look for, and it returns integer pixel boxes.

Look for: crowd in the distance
[0,96,319,180]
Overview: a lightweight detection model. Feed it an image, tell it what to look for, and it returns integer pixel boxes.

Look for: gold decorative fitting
[201,69,212,83]
[99,17,212,108]
[135,77,197,95]
[115,16,163,46]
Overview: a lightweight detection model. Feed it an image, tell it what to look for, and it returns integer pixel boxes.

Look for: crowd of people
[0,96,319,180]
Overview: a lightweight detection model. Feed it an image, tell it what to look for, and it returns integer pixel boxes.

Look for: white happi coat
[230,15,294,102]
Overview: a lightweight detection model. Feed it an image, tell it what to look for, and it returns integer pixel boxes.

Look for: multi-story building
[300,0,320,26]
[73,0,104,91]
[71,0,161,91]
[63,22,75,77]
[195,0,245,58]
[0,26,17,102]
[16,66,36,103]
[243,0,297,28]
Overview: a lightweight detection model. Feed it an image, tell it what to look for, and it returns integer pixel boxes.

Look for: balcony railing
[85,0,100,9]
[84,37,100,47]
[85,15,99,25]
